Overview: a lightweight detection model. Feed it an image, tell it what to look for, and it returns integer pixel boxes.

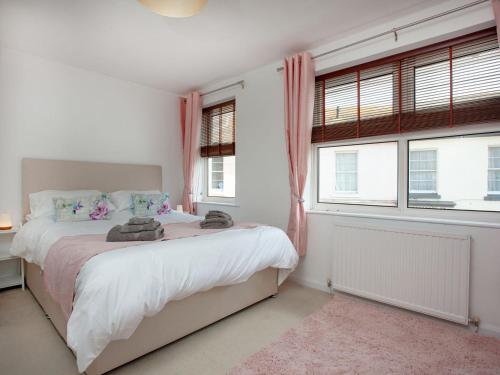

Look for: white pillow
[28,190,101,220]
[110,190,161,212]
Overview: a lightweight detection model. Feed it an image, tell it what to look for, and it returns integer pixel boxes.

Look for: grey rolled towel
[200,217,234,229]
[119,221,161,233]
[205,210,232,221]
[106,225,164,242]
[128,217,154,225]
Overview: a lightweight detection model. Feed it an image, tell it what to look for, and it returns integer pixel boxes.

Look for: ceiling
[0,0,450,94]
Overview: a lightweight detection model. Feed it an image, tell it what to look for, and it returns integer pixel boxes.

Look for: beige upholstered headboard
[22,158,162,219]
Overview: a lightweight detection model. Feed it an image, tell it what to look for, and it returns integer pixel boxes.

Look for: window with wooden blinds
[201,100,236,157]
[312,28,500,143]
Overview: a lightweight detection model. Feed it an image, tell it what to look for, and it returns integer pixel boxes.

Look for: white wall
[0,47,184,227]
[197,62,291,229]
[198,0,500,336]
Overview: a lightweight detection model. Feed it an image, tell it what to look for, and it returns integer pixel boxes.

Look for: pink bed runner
[43,221,258,321]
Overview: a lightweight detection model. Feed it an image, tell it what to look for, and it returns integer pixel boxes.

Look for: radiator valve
[469,316,480,332]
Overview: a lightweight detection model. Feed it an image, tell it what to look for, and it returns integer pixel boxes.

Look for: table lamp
[176,205,184,213]
[0,213,12,230]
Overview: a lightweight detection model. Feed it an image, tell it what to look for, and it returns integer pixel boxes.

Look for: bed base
[26,262,278,375]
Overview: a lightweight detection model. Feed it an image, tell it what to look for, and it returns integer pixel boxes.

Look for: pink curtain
[179,92,202,215]
[283,52,315,256]
[494,0,500,44]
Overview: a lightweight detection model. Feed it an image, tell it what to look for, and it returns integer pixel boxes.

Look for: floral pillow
[53,193,114,222]
[53,196,92,222]
[132,193,172,217]
[89,193,114,220]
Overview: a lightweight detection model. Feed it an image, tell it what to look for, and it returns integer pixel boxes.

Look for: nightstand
[0,228,24,290]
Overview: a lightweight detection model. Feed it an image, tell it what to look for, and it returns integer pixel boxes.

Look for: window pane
[208,156,235,197]
[408,133,500,211]
[415,48,500,110]
[360,74,393,119]
[453,48,500,103]
[318,142,397,206]
[325,81,357,124]
[324,74,393,124]
[415,60,450,110]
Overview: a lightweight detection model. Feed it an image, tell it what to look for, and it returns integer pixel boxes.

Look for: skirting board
[290,274,500,338]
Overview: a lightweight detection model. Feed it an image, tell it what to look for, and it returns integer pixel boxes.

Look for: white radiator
[332,224,470,324]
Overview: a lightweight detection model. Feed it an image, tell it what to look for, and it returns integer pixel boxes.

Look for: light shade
[176,205,184,213]
[0,213,12,230]
[138,0,207,18]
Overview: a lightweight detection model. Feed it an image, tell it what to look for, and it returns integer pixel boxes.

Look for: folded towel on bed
[200,217,234,229]
[106,225,164,242]
[119,221,160,233]
[128,217,154,225]
[205,210,232,221]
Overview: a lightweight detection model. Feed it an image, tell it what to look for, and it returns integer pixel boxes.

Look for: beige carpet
[0,281,331,375]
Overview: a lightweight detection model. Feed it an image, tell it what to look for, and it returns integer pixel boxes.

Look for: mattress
[11,211,298,372]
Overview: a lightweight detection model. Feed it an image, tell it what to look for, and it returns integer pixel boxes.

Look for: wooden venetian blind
[312,28,500,143]
[200,99,236,157]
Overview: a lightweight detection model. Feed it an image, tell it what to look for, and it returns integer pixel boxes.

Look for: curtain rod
[276,0,490,72]
[200,80,245,96]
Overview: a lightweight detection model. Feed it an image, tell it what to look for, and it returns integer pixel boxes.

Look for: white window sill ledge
[197,201,239,208]
[306,209,500,229]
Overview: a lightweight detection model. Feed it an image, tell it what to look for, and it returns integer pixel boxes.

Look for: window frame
[202,156,236,203]
[310,122,500,223]
[207,156,226,198]
[200,97,237,205]
[316,140,399,208]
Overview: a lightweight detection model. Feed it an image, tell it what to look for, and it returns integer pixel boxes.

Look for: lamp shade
[0,214,12,230]
[176,205,184,213]
[138,0,207,18]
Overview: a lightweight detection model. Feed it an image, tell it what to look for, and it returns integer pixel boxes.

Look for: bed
[12,158,298,375]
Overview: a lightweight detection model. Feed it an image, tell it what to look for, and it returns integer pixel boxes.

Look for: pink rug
[229,294,500,375]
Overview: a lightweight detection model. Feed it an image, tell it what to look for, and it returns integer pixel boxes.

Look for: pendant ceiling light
[138,0,207,18]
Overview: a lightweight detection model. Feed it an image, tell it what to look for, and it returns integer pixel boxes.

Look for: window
[409,150,437,195]
[335,152,358,193]
[207,156,235,198]
[312,28,500,144]
[201,100,236,200]
[408,133,500,211]
[488,147,500,196]
[318,142,398,206]
[312,28,500,215]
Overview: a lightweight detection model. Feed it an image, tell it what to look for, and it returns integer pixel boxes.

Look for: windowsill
[306,209,500,229]
[484,194,500,201]
[198,201,239,207]
[408,193,441,199]
[408,199,456,208]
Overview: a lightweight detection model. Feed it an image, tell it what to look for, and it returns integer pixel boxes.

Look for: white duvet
[11,211,298,372]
